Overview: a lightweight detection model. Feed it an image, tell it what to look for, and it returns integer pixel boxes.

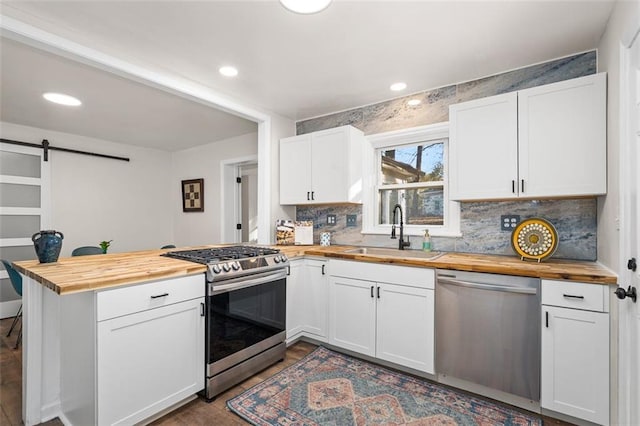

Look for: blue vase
[32,230,64,263]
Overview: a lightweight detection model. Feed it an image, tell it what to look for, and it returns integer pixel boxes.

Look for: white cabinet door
[304,259,329,339]
[541,305,609,425]
[279,126,364,205]
[449,73,606,201]
[286,259,306,340]
[519,73,606,198]
[376,283,435,373]
[97,298,205,426]
[449,92,519,200]
[328,276,376,356]
[280,134,313,204]
[311,127,351,204]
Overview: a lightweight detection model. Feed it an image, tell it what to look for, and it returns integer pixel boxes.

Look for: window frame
[362,122,461,237]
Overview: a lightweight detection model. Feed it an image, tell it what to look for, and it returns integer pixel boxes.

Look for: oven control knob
[231,261,240,271]
[222,263,231,272]
[274,256,281,263]
[212,265,222,274]
[280,254,288,263]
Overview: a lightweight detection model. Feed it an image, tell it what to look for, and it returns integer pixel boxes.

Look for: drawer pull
[562,294,584,300]
[150,293,169,299]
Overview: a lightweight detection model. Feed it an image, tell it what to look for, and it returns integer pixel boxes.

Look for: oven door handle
[211,269,287,295]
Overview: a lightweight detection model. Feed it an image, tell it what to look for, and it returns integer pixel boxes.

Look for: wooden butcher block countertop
[307,246,617,285]
[13,244,616,295]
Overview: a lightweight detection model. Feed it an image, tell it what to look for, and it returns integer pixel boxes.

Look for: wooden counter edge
[302,247,618,285]
[12,245,617,295]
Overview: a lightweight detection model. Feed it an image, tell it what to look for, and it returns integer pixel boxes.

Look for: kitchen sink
[343,247,445,260]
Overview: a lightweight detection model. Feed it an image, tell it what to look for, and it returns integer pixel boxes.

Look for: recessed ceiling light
[42,92,82,106]
[390,82,407,92]
[219,66,239,77]
[280,0,332,14]
[407,99,422,106]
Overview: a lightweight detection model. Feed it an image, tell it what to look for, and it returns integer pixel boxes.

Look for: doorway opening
[221,156,258,244]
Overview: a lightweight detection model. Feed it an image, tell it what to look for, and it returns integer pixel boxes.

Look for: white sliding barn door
[0,142,50,318]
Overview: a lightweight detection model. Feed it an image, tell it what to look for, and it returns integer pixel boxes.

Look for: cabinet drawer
[97,274,205,321]
[329,259,435,289]
[541,279,608,312]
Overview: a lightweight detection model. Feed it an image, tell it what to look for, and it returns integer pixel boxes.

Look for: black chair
[1,260,23,349]
[71,246,103,256]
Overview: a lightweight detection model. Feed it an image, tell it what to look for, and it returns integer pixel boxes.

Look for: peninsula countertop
[13,245,617,295]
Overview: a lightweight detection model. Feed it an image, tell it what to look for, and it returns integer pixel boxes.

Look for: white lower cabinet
[328,260,435,374]
[541,279,610,425]
[286,258,328,342]
[329,276,376,355]
[60,274,205,426]
[97,298,204,425]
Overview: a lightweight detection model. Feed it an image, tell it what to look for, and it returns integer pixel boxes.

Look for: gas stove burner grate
[162,245,281,264]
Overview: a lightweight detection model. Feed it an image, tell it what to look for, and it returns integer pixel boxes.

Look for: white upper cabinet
[280,125,364,205]
[449,73,607,201]
[449,92,519,200]
[518,74,606,197]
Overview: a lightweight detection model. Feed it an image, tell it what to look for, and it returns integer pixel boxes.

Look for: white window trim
[361,122,461,237]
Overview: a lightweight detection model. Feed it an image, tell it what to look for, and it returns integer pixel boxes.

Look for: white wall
[596,0,639,273]
[171,132,259,247]
[0,122,174,256]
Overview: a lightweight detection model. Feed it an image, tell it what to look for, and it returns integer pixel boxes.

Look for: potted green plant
[99,240,113,254]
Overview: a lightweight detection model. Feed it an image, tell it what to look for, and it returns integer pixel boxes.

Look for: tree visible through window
[378,140,445,226]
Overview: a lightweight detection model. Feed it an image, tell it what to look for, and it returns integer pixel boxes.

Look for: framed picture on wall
[182,178,204,212]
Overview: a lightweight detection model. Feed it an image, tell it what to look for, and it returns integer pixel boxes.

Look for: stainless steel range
[163,246,289,400]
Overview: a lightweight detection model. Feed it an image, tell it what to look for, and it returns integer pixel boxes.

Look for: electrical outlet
[501,215,521,231]
[327,214,336,225]
[346,214,357,227]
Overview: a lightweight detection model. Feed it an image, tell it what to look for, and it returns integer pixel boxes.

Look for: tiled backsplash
[295,51,598,261]
[297,199,596,261]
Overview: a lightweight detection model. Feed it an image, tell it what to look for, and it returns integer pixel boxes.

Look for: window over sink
[362,123,461,237]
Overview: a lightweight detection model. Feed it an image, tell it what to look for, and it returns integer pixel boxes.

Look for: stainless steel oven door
[206,269,286,377]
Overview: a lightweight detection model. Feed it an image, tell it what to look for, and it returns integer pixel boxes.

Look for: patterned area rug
[227,346,541,425]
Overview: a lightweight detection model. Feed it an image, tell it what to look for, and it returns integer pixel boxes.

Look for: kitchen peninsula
[13,246,616,426]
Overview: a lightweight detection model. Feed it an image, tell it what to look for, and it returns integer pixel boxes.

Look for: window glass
[0,215,41,239]
[0,183,41,208]
[0,245,37,261]
[380,143,444,184]
[378,187,444,226]
[0,151,41,178]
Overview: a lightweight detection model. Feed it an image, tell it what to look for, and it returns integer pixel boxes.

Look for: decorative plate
[511,218,558,262]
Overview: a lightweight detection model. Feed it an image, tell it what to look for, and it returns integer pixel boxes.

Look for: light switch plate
[327,214,336,225]
[501,215,521,231]
[346,214,357,227]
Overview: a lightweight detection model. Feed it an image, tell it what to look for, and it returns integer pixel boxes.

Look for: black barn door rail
[0,138,130,162]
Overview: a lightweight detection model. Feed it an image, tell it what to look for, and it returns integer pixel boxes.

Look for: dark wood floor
[0,317,573,425]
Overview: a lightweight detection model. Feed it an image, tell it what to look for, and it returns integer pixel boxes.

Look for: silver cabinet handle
[438,277,537,295]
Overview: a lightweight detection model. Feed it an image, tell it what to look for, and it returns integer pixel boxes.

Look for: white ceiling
[0,0,615,151]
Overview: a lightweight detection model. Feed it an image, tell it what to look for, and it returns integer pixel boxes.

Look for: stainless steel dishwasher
[436,269,540,404]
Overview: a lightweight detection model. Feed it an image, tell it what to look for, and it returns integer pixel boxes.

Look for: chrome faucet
[390,204,410,250]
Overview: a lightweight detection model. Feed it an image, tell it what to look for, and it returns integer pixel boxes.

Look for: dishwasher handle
[438,277,537,295]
